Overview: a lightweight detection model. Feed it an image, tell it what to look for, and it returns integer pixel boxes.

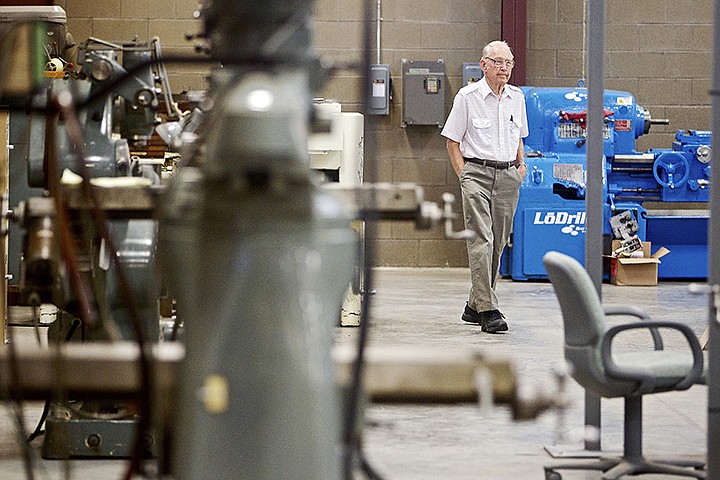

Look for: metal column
[584,0,605,453]
[0,111,6,344]
[707,1,720,477]
[159,2,357,479]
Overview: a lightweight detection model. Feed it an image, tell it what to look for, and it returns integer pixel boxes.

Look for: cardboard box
[607,241,670,286]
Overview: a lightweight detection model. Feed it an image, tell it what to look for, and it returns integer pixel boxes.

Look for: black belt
[463,157,513,169]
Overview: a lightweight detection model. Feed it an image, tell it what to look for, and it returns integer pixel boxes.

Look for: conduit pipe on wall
[376,0,381,64]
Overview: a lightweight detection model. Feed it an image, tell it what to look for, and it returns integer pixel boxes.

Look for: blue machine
[506,86,712,280]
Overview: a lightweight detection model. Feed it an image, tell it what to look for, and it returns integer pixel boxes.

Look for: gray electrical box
[368,64,390,115]
[462,62,483,86]
[401,59,445,127]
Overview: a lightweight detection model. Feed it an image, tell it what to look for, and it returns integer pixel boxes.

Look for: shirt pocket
[471,117,493,142]
[472,117,492,129]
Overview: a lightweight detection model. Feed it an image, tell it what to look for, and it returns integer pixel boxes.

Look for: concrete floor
[352,268,709,480]
[0,267,711,479]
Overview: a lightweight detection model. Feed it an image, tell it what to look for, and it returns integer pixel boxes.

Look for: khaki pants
[460,162,522,312]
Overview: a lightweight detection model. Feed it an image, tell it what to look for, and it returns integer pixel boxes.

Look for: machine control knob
[696,145,712,164]
[531,166,544,185]
[90,58,114,82]
[653,152,690,190]
[85,434,102,450]
[135,88,155,107]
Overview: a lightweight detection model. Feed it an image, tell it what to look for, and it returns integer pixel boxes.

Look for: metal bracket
[322,183,476,240]
[441,192,474,240]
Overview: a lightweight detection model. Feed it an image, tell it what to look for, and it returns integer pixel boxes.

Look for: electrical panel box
[401,59,445,127]
[368,64,390,115]
[462,62,483,86]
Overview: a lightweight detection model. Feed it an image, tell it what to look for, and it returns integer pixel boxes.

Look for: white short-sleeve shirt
[441,77,528,163]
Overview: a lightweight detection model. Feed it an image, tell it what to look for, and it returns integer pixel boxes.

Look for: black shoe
[479,309,508,334]
[461,303,483,324]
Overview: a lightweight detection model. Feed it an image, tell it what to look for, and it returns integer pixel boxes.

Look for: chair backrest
[542,251,621,396]
[542,251,605,347]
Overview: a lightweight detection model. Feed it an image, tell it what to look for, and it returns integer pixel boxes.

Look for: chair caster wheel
[544,470,562,480]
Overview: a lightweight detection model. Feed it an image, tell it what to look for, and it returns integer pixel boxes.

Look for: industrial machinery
[26,34,170,459]
[1,4,178,458]
[1,6,72,296]
[0,4,571,480]
[308,99,364,326]
[506,85,712,281]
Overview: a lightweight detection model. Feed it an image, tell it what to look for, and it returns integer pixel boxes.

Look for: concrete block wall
[527,0,714,152]
[315,0,500,267]
[54,0,714,266]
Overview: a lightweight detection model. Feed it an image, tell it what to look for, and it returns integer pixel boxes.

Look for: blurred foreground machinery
[505,86,711,280]
[1,5,178,459]
[156,1,553,478]
[155,0,360,477]
[2,5,72,302]
[0,3,566,480]
[31,33,169,458]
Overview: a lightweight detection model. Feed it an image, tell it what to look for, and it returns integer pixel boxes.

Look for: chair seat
[613,350,708,387]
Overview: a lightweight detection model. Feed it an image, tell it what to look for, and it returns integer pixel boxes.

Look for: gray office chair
[542,251,706,480]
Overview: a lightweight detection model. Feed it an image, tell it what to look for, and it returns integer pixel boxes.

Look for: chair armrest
[600,321,703,391]
[604,305,663,350]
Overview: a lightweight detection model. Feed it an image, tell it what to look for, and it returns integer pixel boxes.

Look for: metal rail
[0,342,561,421]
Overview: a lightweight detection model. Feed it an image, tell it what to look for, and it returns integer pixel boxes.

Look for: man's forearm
[446,139,464,176]
[514,139,525,166]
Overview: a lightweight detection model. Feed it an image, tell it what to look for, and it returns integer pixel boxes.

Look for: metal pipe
[610,167,653,173]
[615,196,662,202]
[376,0,381,64]
[0,342,564,422]
[584,0,605,453]
[0,111,7,345]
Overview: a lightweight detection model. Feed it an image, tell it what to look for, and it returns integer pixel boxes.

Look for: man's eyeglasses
[484,57,515,68]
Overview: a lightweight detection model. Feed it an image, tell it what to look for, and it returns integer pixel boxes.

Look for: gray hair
[482,40,513,58]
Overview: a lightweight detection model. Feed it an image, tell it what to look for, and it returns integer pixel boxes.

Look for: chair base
[543,455,705,480]
[544,442,621,458]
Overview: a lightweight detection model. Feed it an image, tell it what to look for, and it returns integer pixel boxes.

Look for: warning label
[615,119,632,131]
[553,164,584,184]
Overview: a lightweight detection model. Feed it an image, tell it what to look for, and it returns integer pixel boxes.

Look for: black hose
[341,1,385,479]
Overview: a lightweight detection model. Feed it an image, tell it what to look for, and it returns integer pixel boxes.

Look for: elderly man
[441,40,528,333]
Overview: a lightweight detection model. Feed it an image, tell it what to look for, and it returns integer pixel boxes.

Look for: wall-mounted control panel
[401,59,445,127]
[368,64,391,115]
[462,62,483,86]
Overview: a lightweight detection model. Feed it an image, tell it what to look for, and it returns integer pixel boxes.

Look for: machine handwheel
[653,152,690,189]
[544,469,562,480]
